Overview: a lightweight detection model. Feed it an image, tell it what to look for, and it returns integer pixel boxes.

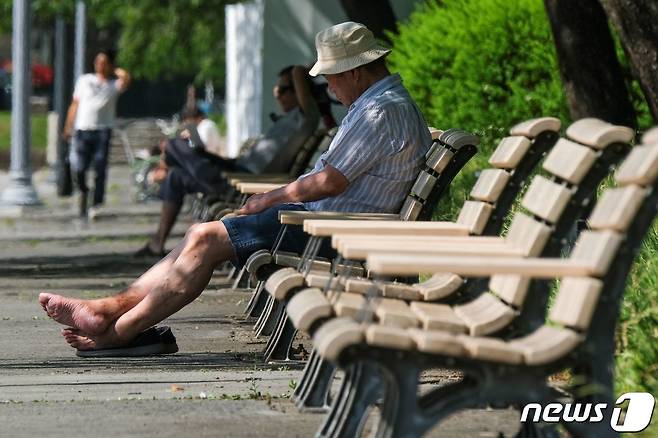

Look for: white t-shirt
[197,118,226,158]
[73,73,121,130]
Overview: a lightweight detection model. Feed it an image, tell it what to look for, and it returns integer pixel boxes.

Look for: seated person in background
[134,65,321,257]
[39,22,432,355]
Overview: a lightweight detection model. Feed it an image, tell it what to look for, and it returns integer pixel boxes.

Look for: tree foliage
[0,0,240,84]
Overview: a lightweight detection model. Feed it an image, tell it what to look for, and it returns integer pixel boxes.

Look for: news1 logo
[520,392,655,432]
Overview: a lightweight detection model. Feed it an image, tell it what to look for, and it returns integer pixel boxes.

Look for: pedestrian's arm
[114,67,131,92]
[292,65,319,117]
[62,99,79,140]
[235,164,348,215]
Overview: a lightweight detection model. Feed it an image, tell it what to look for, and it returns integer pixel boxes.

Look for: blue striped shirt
[304,74,432,213]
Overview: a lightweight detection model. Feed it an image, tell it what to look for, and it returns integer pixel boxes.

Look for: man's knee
[186,222,224,248]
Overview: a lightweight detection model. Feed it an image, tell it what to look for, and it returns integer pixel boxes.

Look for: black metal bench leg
[254,296,280,337]
[319,362,383,438]
[295,356,336,411]
[243,281,267,318]
[292,348,320,404]
[263,312,298,362]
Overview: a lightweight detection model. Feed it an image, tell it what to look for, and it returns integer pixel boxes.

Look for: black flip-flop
[76,326,179,358]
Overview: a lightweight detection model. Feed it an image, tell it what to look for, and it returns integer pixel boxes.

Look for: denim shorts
[222,203,337,268]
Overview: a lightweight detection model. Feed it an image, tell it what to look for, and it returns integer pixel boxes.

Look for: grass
[0,111,48,151]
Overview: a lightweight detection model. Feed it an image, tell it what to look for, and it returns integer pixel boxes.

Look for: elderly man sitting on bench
[38,21,433,356]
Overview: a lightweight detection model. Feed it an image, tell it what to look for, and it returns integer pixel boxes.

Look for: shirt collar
[348,73,402,113]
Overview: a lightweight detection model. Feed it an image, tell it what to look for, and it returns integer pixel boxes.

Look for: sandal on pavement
[76,326,178,358]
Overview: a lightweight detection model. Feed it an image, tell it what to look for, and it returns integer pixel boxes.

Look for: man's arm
[114,67,131,92]
[236,164,348,215]
[291,65,319,117]
[62,99,79,141]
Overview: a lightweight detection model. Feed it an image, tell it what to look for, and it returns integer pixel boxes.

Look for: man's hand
[235,192,276,216]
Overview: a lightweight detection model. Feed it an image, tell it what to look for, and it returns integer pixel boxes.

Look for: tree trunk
[598,0,658,123]
[544,0,636,127]
[339,0,397,42]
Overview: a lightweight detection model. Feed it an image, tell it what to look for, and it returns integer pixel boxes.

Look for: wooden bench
[289,117,635,413]
[312,133,658,438]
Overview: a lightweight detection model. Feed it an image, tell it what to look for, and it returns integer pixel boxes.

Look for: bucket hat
[309,22,391,77]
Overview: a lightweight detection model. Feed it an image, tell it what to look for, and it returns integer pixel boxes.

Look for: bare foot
[39,293,110,335]
[61,327,126,351]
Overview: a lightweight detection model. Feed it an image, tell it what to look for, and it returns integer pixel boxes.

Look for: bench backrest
[456,117,561,235]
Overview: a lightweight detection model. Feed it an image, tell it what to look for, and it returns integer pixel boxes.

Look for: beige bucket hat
[309,21,391,77]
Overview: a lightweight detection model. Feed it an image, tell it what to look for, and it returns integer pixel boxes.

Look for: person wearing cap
[38,22,432,355]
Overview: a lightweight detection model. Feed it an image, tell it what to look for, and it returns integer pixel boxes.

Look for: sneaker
[88,205,102,221]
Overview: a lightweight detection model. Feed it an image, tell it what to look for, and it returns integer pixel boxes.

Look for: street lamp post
[1,0,40,206]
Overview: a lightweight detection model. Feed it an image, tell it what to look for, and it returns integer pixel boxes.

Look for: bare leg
[147,200,182,254]
[62,221,235,349]
[40,234,187,334]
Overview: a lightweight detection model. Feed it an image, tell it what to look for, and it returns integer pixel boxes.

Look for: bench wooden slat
[542,138,598,184]
[426,147,454,173]
[565,118,634,149]
[398,197,423,222]
[615,144,658,186]
[410,171,438,200]
[488,136,532,169]
[548,277,603,331]
[375,298,418,328]
[332,292,368,319]
[278,210,399,225]
[504,213,552,257]
[588,186,647,231]
[365,324,415,350]
[408,328,466,356]
[365,254,596,277]
[313,317,364,361]
[570,231,622,277]
[454,293,517,336]
[287,288,333,332]
[469,169,511,202]
[643,127,658,144]
[509,117,561,138]
[303,219,471,237]
[338,239,523,260]
[489,275,530,308]
[520,176,572,223]
[460,335,524,364]
[264,268,305,300]
[237,182,286,194]
[510,326,583,365]
[455,201,493,235]
[409,301,466,333]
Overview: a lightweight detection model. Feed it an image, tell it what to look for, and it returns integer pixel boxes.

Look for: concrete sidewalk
[0,166,520,437]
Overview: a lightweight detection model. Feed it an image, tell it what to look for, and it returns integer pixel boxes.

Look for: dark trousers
[159,138,249,205]
[70,129,112,206]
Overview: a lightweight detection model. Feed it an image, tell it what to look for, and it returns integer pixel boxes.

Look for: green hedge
[388,0,569,219]
[388,0,657,426]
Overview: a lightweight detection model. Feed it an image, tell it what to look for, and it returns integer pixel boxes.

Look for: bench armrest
[278,210,399,225]
[302,219,471,237]
[338,239,520,260]
[237,182,286,194]
[366,254,594,278]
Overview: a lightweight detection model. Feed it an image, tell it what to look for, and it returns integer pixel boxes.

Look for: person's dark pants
[160,138,249,205]
[159,166,208,206]
[222,203,337,268]
[70,129,112,206]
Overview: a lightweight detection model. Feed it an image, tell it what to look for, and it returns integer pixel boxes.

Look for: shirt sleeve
[72,76,84,99]
[322,105,394,182]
